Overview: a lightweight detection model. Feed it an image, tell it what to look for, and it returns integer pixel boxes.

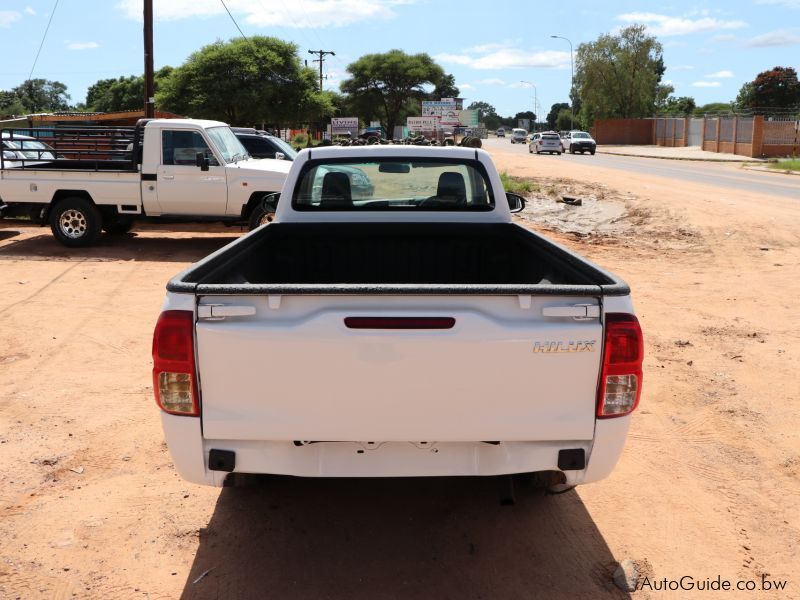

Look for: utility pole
[308,49,335,91]
[143,0,154,118]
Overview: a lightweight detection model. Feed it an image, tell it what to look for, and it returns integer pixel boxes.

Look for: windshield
[573,132,591,139]
[542,134,560,140]
[206,126,248,163]
[5,139,56,159]
[269,136,297,160]
[293,158,494,211]
[513,129,526,135]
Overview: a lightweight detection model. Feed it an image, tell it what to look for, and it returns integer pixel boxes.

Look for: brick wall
[591,119,654,145]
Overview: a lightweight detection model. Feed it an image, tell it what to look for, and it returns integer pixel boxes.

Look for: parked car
[234,131,296,161]
[529,131,562,155]
[496,128,505,137]
[0,119,290,245]
[153,145,643,494]
[563,131,597,155]
[1,133,59,167]
[510,128,528,144]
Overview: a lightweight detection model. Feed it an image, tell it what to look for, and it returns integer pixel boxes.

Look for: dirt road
[1,149,798,599]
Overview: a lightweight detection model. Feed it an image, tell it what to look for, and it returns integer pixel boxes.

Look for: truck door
[156,129,228,216]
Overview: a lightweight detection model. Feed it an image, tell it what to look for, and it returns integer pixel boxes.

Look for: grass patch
[499,172,541,194]
[767,158,800,172]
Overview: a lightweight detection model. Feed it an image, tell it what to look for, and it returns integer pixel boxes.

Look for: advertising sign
[407,117,438,131]
[458,110,479,126]
[331,117,359,134]
[422,100,457,117]
[440,109,461,126]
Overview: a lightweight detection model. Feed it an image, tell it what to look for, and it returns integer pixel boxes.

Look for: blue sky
[2,0,800,119]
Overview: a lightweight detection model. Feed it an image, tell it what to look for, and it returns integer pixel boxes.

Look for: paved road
[483,138,800,200]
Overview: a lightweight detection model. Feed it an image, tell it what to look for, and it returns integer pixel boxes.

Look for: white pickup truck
[0,119,289,246]
[153,145,643,492]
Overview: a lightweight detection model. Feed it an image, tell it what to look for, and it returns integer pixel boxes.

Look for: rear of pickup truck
[153,147,643,488]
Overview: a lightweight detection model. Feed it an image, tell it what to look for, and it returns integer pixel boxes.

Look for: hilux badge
[533,341,596,353]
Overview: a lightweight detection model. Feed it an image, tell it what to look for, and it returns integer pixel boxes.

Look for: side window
[162,130,219,166]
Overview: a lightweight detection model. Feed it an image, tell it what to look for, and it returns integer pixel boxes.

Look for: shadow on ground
[181,476,626,599]
[0,223,239,263]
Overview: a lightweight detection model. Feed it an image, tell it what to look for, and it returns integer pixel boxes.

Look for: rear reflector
[597,313,643,419]
[152,310,199,416]
[344,317,455,329]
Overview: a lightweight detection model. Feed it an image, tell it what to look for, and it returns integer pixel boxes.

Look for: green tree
[574,24,667,124]
[555,108,574,131]
[86,68,173,112]
[693,102,733,116]
[546,102,569,129]
[340,50,446,135]
[157,37,329,126]
[11,79,71,113]
[661,95,696,115]
[0,90,26,117]
[431,73,459,99]
[736,67,800,110]
[467,101,500,129]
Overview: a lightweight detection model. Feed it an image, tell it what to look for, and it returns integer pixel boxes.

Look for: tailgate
[196,295,603,442]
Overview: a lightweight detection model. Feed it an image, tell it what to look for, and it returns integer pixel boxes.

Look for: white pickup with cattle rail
[0,119,289,246]
[152,145,644,493]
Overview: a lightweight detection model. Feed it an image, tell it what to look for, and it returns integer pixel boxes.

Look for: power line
[28,0,60,81]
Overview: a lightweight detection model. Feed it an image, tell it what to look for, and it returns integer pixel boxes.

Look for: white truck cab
[0,119,290,246]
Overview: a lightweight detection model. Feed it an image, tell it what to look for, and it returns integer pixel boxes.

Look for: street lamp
[519,80,538,132]
[551,35,574,130]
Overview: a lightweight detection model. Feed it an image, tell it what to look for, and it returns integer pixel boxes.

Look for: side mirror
[506,192,526,213]
[195,151,210,171]
[275,152,285,161]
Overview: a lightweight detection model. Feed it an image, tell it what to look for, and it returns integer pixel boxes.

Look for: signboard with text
[331,117,359,134]
[407,117,438,131]
[422,100,457,117]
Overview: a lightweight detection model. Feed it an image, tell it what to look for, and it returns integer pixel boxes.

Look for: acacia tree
[546,102,569,129]
[574,25,668,124]
[340,50,446,135]
[157,37,331,126]
[735,67,800,110]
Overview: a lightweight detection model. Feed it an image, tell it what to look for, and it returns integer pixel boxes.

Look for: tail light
[152,310,199,416]
[597,313,643,419]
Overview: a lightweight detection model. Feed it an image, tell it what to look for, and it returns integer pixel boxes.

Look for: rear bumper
[161,413,631,487]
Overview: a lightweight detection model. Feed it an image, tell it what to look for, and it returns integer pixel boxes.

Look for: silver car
[529,131,563,155]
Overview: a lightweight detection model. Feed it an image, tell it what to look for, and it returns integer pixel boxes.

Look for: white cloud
[476,78,505,86]
[116,0,413,28]
[706,70,733,78]
[0,10,21,27]
[710,34,736,42]
[617,12,747,36]
[458,83,474,90]
[66,41,100,50]
[691,81,722,87]
[746,29,800,47]
[662,79,674,86]
[24,6,36,16]
[436,49,570,70]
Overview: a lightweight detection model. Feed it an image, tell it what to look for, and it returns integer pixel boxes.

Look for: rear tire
[49,197,102,247]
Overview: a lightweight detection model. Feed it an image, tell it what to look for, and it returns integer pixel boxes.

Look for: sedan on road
[529,131,563,155]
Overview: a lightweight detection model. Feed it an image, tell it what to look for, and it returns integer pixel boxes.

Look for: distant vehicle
[234,131,296,161]
[1,133,59,167]
[496,129,505,137]
[510,128,528,144]
[529,131,562,155]
[563,131,597,155]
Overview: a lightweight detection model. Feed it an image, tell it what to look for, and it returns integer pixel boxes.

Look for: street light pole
[520,80,537,132]
[551,35,574,130]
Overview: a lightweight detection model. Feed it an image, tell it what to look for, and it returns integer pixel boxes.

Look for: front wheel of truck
[248,196,278,230]
[49,197,102,247]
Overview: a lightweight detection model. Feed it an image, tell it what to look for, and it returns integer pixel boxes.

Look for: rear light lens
[597,313,643,418]
[152,310,199,416]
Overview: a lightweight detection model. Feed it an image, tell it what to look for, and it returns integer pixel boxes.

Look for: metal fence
[736,118,754,143]
[763,119,799,145]
[704,118,718,141]
[719,118,734,143]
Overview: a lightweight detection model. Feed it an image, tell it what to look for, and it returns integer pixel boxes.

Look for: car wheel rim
[259,211,275,226]
[58,209,88,239]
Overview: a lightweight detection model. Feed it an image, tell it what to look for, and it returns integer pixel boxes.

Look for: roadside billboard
[459,110,479,126]
[422,100,457,117]
[407,116,438,131]
[331,117,359,134]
